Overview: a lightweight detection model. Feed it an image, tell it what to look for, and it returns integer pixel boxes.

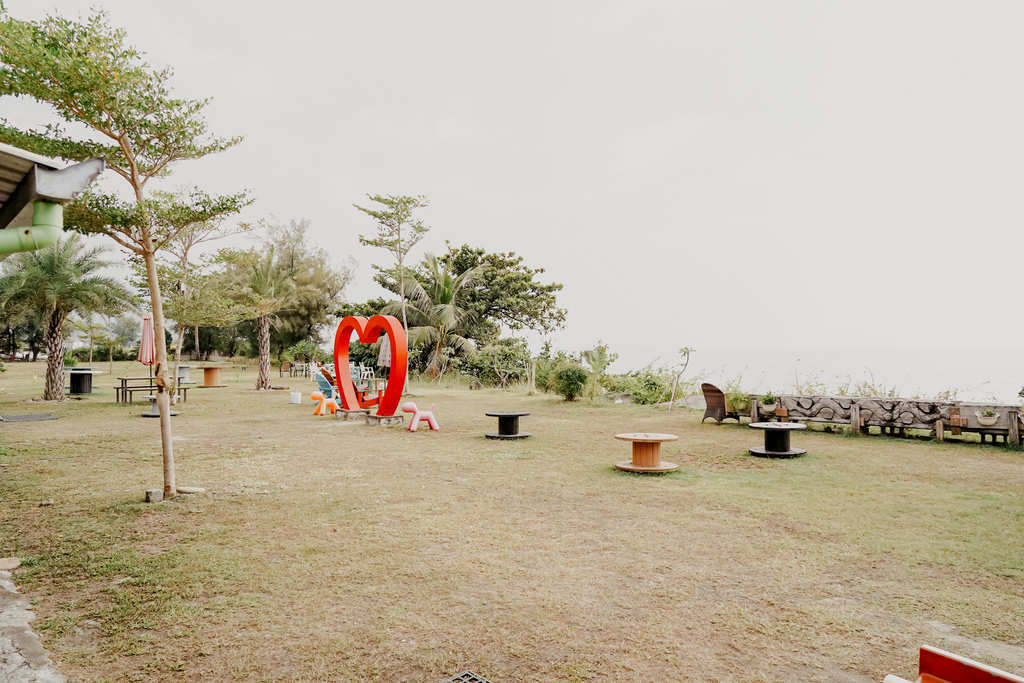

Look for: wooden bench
[116,383,189,404]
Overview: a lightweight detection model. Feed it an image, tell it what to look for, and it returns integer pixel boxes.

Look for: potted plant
[976,408,1000,427]
[726,392,751,414]
[760,391,776,412]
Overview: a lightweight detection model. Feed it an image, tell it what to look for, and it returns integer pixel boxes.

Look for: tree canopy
[375,243,566,344]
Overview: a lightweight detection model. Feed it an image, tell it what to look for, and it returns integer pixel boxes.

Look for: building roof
[0,143,102,231]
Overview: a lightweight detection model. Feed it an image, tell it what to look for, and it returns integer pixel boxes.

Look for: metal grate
[441,673,492,683]
[0,413,57,422]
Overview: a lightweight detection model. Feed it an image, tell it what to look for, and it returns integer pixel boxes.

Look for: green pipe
[0,201,63,255]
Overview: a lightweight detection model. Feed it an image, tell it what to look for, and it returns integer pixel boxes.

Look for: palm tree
[386,254,483,381]
[232,247,299,390]
[0,235,135,400]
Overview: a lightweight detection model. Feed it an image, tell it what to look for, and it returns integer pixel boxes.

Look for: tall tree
[226,247,302,390]
[384,253,482,380]
[354,194,430,334]
[0,9,249,498]
[377,243,566,345]
[0,235,135,399]
[262,219,353,352]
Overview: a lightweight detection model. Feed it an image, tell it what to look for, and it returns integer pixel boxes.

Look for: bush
[469,337,530,387]
[552,362,589,401]
[605,366,670,404]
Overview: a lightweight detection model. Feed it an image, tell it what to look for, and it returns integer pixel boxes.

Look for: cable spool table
[748,422,807,458]
[614,433,679,473]
[485,411,531,440]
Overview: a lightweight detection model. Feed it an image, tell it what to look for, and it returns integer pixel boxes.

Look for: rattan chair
[700,383,741,424]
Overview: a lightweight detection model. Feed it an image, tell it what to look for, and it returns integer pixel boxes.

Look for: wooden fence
[748,394,1021,446]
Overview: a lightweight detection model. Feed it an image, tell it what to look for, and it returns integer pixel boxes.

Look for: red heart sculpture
[333,315,407,416]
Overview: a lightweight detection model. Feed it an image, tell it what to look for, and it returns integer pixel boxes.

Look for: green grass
[1,361,1023,681]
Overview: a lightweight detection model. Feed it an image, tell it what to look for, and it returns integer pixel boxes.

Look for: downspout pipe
[0,157,104,256]
[0,201,63,255]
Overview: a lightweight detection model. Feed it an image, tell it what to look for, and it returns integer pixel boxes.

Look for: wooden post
[935,420,944,443]
[1009,409,1020,446]
[850,403,860,437]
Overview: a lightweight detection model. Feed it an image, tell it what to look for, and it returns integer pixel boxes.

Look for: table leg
[632,441,661,468]
[765,430,791,453]
[497,415,520,436]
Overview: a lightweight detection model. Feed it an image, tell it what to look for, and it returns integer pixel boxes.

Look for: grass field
[1,360,1023,682]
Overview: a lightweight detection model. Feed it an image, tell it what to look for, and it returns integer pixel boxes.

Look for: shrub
[552,362,589,401]
[470,337,530,387]
[605,366,670,405]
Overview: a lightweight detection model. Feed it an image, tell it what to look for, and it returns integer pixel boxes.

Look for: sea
[679,347,1021,404]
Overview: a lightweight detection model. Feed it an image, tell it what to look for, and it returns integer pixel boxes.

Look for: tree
[354,194,430,335]
[262,219,353,354]
[226,247,303,390]
[152,191,253,391]
[582,341,618,401]
[377,243,566,345]
[0,235,134,399]
[0,8,249,497]
[384,253,482,380]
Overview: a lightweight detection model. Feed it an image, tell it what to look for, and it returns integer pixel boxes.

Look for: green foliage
[285,340,329,364]
[582,341,618,400]
[335,298,391,320]
[552,362,589,401]
[260,219,353,351]
[384,253,482,381]
[469,337,530,387]
[432,243,566,341]
[604,366,671,405]
[0,235,135,398]
[354,194,430,330]
[760,390,776,405]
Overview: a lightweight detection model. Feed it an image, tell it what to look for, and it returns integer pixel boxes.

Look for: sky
[4,0,1023,375]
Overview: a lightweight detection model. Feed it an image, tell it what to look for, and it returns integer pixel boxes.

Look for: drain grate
[441,673,492,683]
[0,414,57,422]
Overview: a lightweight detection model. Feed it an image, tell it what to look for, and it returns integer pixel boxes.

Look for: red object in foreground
[886,645,1024,683]
[333,315,407,417]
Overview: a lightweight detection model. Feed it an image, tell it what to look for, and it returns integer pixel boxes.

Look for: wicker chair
[280,361,292,377]
[700,383,741,424]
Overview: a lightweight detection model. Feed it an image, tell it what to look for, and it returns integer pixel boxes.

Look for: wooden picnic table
[115,376,190,404]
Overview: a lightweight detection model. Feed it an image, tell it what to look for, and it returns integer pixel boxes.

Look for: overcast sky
[5,1,1023,372]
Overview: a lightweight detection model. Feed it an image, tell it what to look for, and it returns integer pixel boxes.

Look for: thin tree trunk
[142,245,176,499]
[43,310,66,401]
[255,315,272,390]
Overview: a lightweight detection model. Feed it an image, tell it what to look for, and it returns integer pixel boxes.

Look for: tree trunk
[142,245,176,499]
[255,315,272,390]
[43,310,66,401]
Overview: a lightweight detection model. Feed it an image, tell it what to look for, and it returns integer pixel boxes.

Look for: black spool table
[748,422,807,458]
[485,411,531,440]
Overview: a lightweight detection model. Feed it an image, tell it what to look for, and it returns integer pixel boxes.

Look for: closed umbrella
[139,312,156,380]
